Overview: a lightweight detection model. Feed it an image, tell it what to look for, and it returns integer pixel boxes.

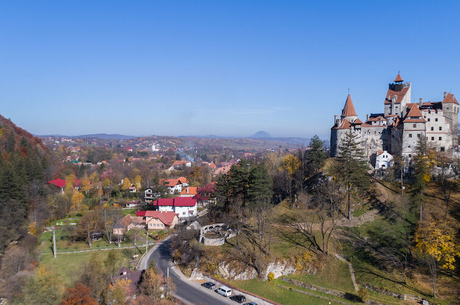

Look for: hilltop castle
[330,74,459,167]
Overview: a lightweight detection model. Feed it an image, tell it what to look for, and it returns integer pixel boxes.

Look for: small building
[113,215,144,236]
[153,197,198,219]
[135,210,179,230]
[375,151,394,169]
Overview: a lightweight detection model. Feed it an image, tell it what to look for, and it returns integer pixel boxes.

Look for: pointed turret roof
[394,73,403,82]
[407,104,422,117]
[341,94,357,118]
[442,92,459,105]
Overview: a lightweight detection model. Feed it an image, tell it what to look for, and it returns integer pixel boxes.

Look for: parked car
[230,294,246,303]
[243,303,258,305]
[201,282,216,290]
[215,286,232,297]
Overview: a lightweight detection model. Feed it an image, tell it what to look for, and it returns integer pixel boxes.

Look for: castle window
[428,118,431,122]
[439,137,442,141]
[417,134,420,138]
[435,118,438,122]
[439,127,442,131]
[441,147,445,152]
[431,127,434,131]
[408,145,411,148]
[431,137,435,140]
[413,124,416,128]
[409,134,412,138]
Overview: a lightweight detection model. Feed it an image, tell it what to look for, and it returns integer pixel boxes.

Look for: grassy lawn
[226,278,353,305]
[40,247,145,287]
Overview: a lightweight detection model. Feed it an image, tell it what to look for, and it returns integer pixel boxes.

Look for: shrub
[358,287,368,303]
[268,272,275,281]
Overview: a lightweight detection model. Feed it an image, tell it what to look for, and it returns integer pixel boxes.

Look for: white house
[154,197,198,219]
[376,151,394,169]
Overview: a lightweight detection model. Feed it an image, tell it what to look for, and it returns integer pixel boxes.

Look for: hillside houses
[159,177,189,194]
[153,197,198,218]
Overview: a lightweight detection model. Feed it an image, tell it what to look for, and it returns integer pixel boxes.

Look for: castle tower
[341,94,358,122]
[442,92,459,148]
[384,73,411,118]
[330,94,360,156]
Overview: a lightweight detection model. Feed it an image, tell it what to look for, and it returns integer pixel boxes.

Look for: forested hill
[0,114,47,153]
[0,114,51,252]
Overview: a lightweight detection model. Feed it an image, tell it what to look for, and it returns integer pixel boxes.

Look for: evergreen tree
[333,129,369,219]
[247,163,272,206]
[305,135,328,176]
[412,137,433,221]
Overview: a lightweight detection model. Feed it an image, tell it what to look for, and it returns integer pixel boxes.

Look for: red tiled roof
[353,118,363,124]
[334,119,351,129]
[156,198,174,206]
[406,104,423,117]
[394,73,403,82]
[144,211,177,225]
[384,87,409,104]
[180,187,197,195]
[341,94,357,118]
[48,179,66,188]
[442,92,459,105]
[173,197,197,207]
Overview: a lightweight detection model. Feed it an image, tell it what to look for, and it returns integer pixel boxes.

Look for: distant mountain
[249,131,271,138]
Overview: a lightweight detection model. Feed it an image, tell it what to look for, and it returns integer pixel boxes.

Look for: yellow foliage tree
[134,175,142,190]
[414,220,460,298]
[282,154,301,176]
[65,174,76,195]
[121,178,131,191]
[81,172,91,194]
[90,172,99,184]
[71,192,85,210]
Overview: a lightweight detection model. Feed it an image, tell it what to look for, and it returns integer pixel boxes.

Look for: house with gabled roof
[135,210,179,230]
[153,197,198,218]
[159,177,189,194]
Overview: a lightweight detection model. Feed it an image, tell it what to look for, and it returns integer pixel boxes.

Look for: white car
[215,286,232,297]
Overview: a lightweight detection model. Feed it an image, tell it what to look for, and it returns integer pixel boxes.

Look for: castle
[330,74,459,167]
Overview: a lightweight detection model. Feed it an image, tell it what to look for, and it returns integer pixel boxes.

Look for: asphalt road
[146,238,235,305]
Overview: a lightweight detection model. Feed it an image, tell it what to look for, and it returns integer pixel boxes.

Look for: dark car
[201,282,216,290]
[230,295,246,303]
[243,303,258,305]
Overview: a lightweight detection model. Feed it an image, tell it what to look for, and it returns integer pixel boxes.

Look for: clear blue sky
[1,1,460,140]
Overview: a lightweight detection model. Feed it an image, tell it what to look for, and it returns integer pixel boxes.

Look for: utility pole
[53,230,57,258]
[146,231,148,253]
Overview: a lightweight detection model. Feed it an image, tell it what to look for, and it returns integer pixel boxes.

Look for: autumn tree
[78,252,109,301]
[137,267,164,303]
[412,137,434,221]
[414,219,460,298]
[61,283,97,305]
[121,177,131,191]
[333,129,369,219]
[71,192,85,211]
[23,266,64,305]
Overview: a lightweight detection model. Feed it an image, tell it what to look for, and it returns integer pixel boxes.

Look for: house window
[439,127,442,131]
[183,212,186,215]
[409,134,412,138]
[441,147,445,152]
[439,137,442,140]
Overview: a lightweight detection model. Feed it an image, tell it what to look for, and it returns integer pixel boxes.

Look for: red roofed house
[331,74,459,166]
[135,210,178,230]
[180,186,197,197]
[159,177,189,194]
[113,215,144,236]
[153,197,198,218]
[48,178,83,193]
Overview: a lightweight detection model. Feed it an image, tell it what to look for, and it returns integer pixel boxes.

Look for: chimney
[444,92,447,98]
[419,98,423,105]
[366,114,369,121]
[334,115,338,124]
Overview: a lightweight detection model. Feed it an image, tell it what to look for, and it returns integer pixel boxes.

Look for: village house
[135,210,179,230]
[180,186,197,197]
[153,197,198,218]
[113,215,144,236]
[159,177,189,194]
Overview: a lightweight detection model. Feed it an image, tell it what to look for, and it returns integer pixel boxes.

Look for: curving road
[141,237,234,305]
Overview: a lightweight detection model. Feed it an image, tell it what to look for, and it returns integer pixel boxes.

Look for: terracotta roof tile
[394,73,403,82]
[341,94,357,118]
[442,92,459,105]
[384,87,409,104]
[406,104,423,117]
